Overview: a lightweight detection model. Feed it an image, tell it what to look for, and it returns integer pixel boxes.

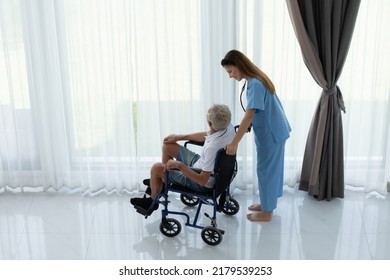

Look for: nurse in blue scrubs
[221,50,291,222]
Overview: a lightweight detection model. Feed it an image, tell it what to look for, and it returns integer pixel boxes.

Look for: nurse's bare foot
[247,211,272,222]
[248,204,261,211]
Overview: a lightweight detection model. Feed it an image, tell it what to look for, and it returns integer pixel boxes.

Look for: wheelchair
[133,140,240,246]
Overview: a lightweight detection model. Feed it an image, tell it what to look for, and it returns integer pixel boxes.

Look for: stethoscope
[239,80,252,132]
[240,81,247,113]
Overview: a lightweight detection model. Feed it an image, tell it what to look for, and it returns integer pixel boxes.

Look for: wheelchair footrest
[134,205,156,218]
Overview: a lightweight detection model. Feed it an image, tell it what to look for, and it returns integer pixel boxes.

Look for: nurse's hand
[224,143,238,155]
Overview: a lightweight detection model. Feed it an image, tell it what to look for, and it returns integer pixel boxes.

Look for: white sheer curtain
[341,0,390,195]
[1,0,389,195]
[0,0,203,194]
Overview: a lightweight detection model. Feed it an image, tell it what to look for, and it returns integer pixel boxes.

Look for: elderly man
[130,104,235,212]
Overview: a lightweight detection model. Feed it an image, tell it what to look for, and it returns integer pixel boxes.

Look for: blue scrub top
[246,78,291,148]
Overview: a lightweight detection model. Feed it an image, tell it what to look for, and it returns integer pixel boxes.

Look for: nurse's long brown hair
[221,50,276,94]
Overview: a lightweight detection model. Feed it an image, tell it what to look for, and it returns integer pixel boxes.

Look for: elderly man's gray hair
[207,104,231,131]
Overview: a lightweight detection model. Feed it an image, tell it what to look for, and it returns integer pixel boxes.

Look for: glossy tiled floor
[1,186,389,260]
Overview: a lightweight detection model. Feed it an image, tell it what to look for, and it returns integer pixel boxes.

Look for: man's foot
[246,211,272,222]
[130,196,159,211]
[248,204,262,211]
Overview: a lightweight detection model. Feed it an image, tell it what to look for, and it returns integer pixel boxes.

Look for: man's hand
[166,159,182,171]
[163,134,179,144]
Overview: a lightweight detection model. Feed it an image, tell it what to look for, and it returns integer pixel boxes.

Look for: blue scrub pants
[255,141,286,212]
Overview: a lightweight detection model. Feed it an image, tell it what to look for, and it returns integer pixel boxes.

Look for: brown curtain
[286,0,361,200]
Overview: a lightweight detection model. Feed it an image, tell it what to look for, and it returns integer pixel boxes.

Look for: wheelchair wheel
[160,218,181,237]
[222,197,240,216]
[180,194,199,206]
[201,226,223,246]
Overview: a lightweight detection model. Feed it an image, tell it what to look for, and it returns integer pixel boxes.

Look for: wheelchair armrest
[184,140,205,147]
[165,167,202,173]
[190,168,215,180]
[190,167,202,174]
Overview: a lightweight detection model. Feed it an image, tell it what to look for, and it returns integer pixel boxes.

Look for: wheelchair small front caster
[201,226,223,246]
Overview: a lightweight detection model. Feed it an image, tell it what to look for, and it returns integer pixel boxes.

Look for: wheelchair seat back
[213,148,237,196]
